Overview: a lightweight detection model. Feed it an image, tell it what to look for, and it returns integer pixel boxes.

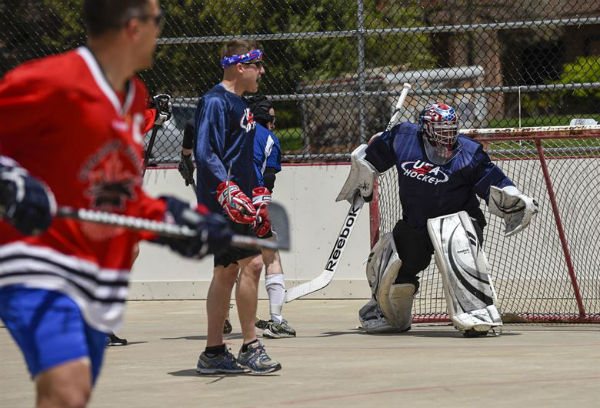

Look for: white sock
[265,274,285,323]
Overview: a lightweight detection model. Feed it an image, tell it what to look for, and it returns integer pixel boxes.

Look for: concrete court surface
[1,300,599,408]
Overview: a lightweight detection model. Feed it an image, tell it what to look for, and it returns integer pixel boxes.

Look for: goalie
[338,103,538,336]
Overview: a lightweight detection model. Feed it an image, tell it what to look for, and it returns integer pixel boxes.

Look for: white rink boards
[133,164,372,300]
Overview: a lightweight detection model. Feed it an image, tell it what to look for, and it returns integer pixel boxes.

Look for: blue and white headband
[220,49,263,68]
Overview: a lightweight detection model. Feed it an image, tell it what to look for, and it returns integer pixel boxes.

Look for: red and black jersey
[0,47,168,331]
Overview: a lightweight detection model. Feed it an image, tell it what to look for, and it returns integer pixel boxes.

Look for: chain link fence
[1,1,599,163]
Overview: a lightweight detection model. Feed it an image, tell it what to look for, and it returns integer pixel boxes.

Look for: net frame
[370,125,600,324]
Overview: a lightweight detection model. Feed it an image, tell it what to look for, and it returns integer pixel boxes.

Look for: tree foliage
[1,0,434,98]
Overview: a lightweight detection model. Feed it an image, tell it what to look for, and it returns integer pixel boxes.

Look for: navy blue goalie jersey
[194,84,257,213]
[365,122,514,232]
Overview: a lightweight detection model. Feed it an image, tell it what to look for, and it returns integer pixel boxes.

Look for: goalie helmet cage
[370,125,600,324]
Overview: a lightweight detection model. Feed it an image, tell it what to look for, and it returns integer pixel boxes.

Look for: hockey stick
[387,83,412,131]
[56,202,290,251]
[285,83,411,302]
[143,125,160,176]
[285,193,364,302]
[143,94,171,176]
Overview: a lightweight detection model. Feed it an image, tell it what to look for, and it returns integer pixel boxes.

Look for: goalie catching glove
[157,196,232,258]
[488,185,538,237]
[252,186,271,237]
[216,181,256,224]
[0,157,56,235]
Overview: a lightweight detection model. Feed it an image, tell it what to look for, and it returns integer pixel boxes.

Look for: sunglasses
[241,60,264,68]
[138,9,165,30]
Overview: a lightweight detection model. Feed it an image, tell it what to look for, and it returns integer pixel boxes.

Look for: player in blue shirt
[192,40,281,375]
[338,103,537,335]
[247,95,296,338]
[178,96,296,339]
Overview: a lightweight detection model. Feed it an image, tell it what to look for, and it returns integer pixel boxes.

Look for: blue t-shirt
[365,122,514,232]
[253,123,281,187]
[193,84,257,213]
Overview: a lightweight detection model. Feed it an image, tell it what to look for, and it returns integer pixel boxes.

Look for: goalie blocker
[427,211,502,336]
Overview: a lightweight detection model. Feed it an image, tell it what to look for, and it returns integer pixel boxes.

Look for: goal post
[370,124,600,323]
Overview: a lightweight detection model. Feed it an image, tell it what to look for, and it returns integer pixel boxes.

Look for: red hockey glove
[216,181,256,224]
[252,187,272,238]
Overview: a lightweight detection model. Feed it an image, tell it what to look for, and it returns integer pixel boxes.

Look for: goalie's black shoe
[263,319,296,339]
[462,329,489,338]
[107,333,128,346]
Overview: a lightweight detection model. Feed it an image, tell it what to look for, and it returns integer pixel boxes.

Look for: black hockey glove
[157,196,232,259]
[0,159,56,235]
[177,153,195,186]
[152,94,172,126]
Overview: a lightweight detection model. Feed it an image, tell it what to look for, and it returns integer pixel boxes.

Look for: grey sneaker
[263,319,296,339]
[237,341,281,374]
[196,349,247,374]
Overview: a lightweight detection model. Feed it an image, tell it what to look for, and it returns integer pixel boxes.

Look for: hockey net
[370,125,600,323]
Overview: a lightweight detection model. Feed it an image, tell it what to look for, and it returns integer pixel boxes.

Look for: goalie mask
[418,103,460,165]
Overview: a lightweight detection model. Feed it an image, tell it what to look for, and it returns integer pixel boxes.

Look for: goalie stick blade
[285,194,364,302]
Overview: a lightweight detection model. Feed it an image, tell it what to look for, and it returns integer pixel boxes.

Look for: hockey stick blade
[285,194,364,302]
[57,202,290,251]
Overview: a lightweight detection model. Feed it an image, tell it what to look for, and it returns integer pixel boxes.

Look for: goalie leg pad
[378,283,415,331]
[427,211,502,333]
[358,299,396,333]
[365,232,399,298]
[359,233,412,332]
[364,232,414,331]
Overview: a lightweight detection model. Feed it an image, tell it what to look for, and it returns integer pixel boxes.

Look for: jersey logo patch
[400,160,449,185]
[79,141,140,210]
[240,108,256,132]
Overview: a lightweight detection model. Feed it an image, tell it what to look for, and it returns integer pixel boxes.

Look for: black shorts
[213,221,261,268]
[391,217,484,285]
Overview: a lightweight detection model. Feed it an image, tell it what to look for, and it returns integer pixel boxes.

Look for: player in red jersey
[0,1,231,407]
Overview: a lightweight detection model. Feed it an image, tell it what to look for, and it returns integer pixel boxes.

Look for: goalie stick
[56,202,290,251]
[285,83,412,302]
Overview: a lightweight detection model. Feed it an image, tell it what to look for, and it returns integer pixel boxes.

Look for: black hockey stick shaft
[57,202,290,251]
[142,125,160,176]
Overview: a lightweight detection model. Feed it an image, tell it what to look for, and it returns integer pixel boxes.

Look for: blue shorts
[0,285,108,384]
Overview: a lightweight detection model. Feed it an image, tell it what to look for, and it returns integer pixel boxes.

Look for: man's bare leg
[206,263,238,347]
[235,254,263,343]
[35,358,92,408]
